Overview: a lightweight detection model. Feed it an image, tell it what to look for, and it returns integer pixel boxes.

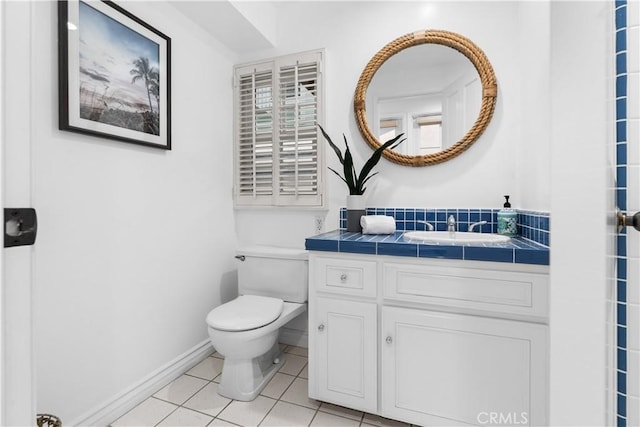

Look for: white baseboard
[69,339,213,427]
[279,327,308,348]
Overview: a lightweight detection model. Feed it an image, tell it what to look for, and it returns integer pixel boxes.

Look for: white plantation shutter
[234,50,324,207]
[236,63,274,203]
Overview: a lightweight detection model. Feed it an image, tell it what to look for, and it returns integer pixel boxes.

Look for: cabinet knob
[318,324,325,331]
[386,336,393,344]
[340,273,347,282]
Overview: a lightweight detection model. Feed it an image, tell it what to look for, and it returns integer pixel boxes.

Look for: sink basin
[403,231,511,244]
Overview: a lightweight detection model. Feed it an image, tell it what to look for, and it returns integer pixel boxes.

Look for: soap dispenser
[497,195,517,237]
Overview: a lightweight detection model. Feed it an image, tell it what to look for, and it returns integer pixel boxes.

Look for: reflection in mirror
[354,30,498,166]
[367,44,481,156]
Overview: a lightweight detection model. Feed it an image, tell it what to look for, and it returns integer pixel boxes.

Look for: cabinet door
[381,306,547,426]
[312,297,377,412]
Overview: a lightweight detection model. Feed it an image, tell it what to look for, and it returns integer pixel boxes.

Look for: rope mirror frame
[354,30,498,167]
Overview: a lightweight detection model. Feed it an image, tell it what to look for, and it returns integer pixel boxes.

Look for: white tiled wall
[623,0,639,424]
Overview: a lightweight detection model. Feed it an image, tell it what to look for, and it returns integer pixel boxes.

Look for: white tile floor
[111,345,412,427]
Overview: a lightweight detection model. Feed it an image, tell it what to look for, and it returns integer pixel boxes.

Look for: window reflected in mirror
[379,117,403,143]
[414,115,442,155]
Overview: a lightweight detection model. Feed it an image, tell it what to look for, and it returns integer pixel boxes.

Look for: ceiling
[168,0,277,53]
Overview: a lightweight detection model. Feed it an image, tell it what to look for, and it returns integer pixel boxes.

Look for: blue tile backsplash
[339,207,550,247]
[307,206,552,265]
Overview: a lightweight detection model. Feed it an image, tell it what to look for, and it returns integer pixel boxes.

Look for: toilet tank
[237,246,308,303]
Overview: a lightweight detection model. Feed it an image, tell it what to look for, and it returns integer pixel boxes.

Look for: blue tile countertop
[305,230,550,266]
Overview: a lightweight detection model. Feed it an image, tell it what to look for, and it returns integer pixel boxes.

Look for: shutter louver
[237,69,274,198]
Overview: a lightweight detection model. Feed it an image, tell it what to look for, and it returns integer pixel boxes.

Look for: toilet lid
[206,295,284,332]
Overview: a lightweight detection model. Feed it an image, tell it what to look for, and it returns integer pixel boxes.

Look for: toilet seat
[206,295,284,332]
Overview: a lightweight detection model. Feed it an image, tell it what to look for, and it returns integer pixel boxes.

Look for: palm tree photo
[130,56,159,114]
[76,1,165,140]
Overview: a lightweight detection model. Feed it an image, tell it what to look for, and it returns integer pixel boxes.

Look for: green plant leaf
[360,171,379,187]
[327,167,349,186]
[388,137,405,151]
[342,141,357,193]
[318,125,344,165]
[356,133,406,192]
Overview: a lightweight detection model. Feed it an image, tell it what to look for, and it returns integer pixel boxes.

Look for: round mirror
[354,30,498,166]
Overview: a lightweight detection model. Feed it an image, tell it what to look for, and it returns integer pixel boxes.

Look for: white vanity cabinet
[381,307,546,426]
[314,297,377,412]
[308,255,378,412]
[308,252,549,426]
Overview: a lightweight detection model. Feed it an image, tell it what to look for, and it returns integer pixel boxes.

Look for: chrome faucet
[468,220,487,232]
[416,220,434,231]
[447,215,456,232]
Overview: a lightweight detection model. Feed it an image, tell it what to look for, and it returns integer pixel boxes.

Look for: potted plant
[319,125,405,232]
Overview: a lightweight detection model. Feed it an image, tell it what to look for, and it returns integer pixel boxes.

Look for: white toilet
[206,246,308,401]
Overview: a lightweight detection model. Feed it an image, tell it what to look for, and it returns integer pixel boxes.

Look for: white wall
[517,1,552,211]
[21,1,238,422]
[235,1,551,248]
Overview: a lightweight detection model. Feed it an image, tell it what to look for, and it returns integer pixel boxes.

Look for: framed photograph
[58,0,171,149]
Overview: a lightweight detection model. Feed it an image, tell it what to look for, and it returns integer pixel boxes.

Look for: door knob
[4,208,37,248]
[618,209,640,233]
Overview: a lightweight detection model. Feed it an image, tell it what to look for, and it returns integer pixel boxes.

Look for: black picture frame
[58,0,171,150]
